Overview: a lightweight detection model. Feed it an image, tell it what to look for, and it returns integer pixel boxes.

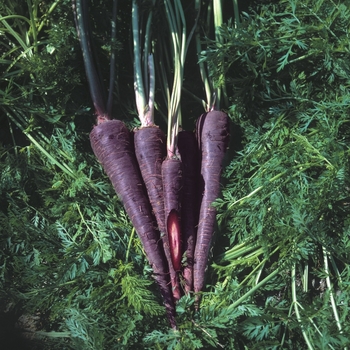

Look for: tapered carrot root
[134,126,179,303]
[194,111,230,303]
[177,130,200,293]
[90,119,176,328]
[162,158,183,301]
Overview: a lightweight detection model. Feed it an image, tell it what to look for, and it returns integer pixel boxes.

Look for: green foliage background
[1,0,350,349]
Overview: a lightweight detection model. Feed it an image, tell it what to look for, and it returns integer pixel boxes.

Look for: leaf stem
[106,0,118,117]
[132,0,147,123]
[226,265,282,312]
[233,0,240,28]
[125,228,136,263]
[291,264,314,350]
[73,0,106,119]
[322,246,344,338]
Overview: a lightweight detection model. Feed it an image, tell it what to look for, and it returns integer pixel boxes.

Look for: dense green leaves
[209,0,350,347]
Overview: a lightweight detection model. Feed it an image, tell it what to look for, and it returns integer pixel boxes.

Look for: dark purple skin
[134,126,166,233]
[193,111,230,302]
[90,119,176,328]
[177,130,200,293]
[134,126,180,302]
[162,157,183,301]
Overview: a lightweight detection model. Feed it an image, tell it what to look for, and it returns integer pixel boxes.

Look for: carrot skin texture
[162,158,183,301]
[177,131,200,293]
[134,126,180,302]
[194,111,230,298]
[90,120,176,328]
[134,126,166,232]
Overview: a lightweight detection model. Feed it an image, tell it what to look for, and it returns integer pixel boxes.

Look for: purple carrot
[193,110,230,304]
[134,126,181,302]
[90,119,176,328]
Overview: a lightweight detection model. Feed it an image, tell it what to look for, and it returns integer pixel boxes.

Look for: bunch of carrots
[73,0,230,329]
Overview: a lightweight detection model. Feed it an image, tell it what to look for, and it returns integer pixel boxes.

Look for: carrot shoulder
[90,119,176,328]
[193,111,230,299]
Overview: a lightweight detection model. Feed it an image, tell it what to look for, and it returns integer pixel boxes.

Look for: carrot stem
[73,0,106,118]
[323,246,343,335]
[132,0,155,127]
[132,0,147,122]
[106,0,118,117]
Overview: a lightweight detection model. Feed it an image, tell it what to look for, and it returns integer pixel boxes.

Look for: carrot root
[134,126,180,302]
[193,111,230,304]
[90,119,176,328]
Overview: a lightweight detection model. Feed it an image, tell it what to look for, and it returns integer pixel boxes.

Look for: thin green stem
[303,263,309,293]
[143,5,154,101]
[212,0,228,108]
[195,6,212,110]
[219,243,262,262]
[74,0,106,118]
[27,0,38,54]
[194,0,212,110]
[237,257,264,286]
[0,17,30,53]
[322,247,343,337]
[330,255,343,286]
[182,86,206,107]
[147,54,155,125]
[125,228,136,263]
[291,264,314,350]
[106,0,118,117]
[6,114,18,155]
[132,0,147,123]
[233,0,240,28]
[213,0,223,43]
[226,265,282,312]
[37,0,61,33]
[0,15,31,26]
[164,0,186,157]
[242,247,279,286]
